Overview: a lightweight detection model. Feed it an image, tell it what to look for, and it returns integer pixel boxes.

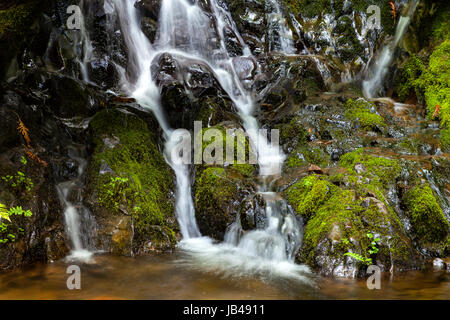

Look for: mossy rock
[345,98,386,132]
[286,145,329,168]
[285,174,339,220]
[87,108,177,254]
[0,0,40,79]
[404,183,449,244]
[339,148,401,186]
[291,171,415,275]
[194,167,240,240]
[394,55,425,102]
[441,128,450,152]
[415,40,450,129]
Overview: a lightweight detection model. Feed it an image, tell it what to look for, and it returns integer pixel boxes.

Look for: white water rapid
[105,0,311,283]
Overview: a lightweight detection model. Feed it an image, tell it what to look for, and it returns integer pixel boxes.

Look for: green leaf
[0,203,11,222]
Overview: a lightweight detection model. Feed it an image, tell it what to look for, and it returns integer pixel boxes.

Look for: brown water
[0,253,448,300]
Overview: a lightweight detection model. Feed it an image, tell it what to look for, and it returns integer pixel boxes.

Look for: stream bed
[0,254,448,300]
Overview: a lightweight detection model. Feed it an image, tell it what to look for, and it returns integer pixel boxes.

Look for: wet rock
[432,258,445,270]
[48,76,98,118]
[85,108,177,255]
[194,166,258,240]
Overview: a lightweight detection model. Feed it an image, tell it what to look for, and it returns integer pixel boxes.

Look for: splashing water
[105,0,311,283]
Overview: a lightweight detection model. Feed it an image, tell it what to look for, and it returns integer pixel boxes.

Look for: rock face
[0,0,449,278]
[85,107,178,255]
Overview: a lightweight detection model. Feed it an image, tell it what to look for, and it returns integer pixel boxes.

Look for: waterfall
[67,0,94,82]
[106,0,310,282]
[267,0,295,54]
[56,146,96,261]
[362,0,419,98]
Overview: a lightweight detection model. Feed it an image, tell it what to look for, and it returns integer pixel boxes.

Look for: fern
[0,203,11,222]
[344,252,372,266]
[17,118,31,147]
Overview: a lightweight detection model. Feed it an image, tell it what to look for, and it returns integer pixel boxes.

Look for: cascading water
[106,0,311,282]
[267,0,296,54]
[56,145,96,261]
[67,0,94,82]
[362,0,419,98]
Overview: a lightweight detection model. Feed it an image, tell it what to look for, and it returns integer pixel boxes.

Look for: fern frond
[26,150,48,167]
[17,119,31,147]
[0,203,11,222]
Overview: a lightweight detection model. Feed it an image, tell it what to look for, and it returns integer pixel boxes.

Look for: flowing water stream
[362,0,419,98]
[56,145,96,261]
[101,0,310,283]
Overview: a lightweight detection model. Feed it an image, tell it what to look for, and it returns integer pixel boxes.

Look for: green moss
[197,125,255,168]
[339,148,401,186]
[283,0,329,18]
[278,117,308,147]
[404,184,449,243]
[231,164,255,178]
[431,8,450,42]
[345,98,386,131]
[285,175,338,220]
[395,55,426,102]
[415,40,450,128]
[89,109,175,236]
[286,146,328,168]
[0,2,37,37]
[441,128,450,152]
[194,166,239,237]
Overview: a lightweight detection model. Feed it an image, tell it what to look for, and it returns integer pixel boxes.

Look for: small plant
[0,203,32,244]
[367,233,381,255]
[1,171,34,192]
[344,233,381,266]
[344,252,372,265]
[1,154,35,195]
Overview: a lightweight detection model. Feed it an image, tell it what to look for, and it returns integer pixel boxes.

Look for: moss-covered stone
[415,40,450,128]
[88,108,177,252]
[286,146,329,168]
[0,1,37,37]
[404,184,449,244]
[394,55,426,102]
[285,174,338,220]
[339,148,401,186]
[194,167,238,239]
[441,128,450,152]
[295,177,413,274]
[345,98,386,132]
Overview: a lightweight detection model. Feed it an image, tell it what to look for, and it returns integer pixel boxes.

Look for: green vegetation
[345,98,386,132]
[344,233,380,266]
[1,171,34,193]
[339,148,401,185]
[89,109,175,239]
[404,184,449,243]
[1,156,34,196]
[395,55,426,101]
[285,175,337,219]
[286,148,412,270]
[196,167,237,209]
[0,1,37,36]
[283,0,395,34]
[0,203,32,244]
[286,146,329,168]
